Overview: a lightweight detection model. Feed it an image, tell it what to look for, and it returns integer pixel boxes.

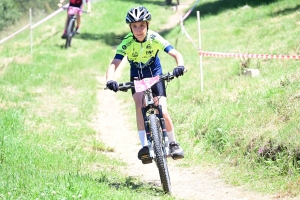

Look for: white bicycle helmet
[126,6,151,24]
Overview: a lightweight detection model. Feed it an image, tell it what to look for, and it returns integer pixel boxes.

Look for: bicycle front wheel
[149,114,171,193]
[65,17,75,48]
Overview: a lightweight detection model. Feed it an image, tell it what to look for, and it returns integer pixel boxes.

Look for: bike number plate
[134,76,159,93]
[68,7,79,15]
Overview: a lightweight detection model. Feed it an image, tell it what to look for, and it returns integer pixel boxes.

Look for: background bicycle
[62,6,87,49]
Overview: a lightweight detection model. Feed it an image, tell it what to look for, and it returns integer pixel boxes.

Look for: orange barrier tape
[199,50,300,59]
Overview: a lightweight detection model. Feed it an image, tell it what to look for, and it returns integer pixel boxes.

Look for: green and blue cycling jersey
[114,30,174,78]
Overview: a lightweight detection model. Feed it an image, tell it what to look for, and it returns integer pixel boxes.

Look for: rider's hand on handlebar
[172,66,185,78]
[106,80,119,92]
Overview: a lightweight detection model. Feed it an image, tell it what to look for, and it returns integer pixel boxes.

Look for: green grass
[1,0,300,198]
[167,0,300,196]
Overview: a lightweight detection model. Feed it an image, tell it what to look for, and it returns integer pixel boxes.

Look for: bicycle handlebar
[104,70,187,92]
[62,6,89,14]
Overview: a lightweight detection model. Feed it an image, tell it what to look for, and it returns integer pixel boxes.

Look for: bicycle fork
[142,105,170,160]
[67,15,76,36]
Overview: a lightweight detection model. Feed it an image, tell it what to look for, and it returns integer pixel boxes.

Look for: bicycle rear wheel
[65,17,75,48]
[149,114,171,193]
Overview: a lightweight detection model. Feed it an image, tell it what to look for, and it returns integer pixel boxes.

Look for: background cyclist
[58,0,91,38]
[105,6,185,163]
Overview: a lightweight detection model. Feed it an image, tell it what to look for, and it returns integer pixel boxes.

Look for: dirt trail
[93,3,293,200]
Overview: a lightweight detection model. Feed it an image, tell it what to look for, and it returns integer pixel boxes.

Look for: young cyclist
[105,6,185,163]
[57,0,91,39]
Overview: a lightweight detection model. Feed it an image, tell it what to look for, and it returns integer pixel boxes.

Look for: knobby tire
[149,114,171,193]
[65,17,75,48]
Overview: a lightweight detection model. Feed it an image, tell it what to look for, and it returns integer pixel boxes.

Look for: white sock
[138,130,147,147]
[167,130,176,144]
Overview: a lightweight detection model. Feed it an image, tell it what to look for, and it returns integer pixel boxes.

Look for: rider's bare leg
[134,93,183,160]
[156,97,183,159]
[133,92,147,147]
[154,96,176,142]
[154,96,174,131]
[63,15,68,33]
[133,94,174,128]
[133,92,145,131]
[133,93,177,141]
[76,14,81,30]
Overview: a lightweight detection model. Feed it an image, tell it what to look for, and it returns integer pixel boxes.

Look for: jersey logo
[146,50,153,55]
[132,52,138,57]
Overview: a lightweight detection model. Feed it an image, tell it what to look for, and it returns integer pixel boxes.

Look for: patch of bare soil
[92,3,296,200]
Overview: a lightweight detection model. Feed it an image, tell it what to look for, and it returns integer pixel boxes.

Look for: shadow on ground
[95,173,165,194]
[271,5,300,16]
[189,0,297,18]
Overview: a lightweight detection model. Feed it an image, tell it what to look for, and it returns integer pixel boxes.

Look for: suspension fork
[67,14,76,33]
[157,105,169,155]
[142,105,170,158]
[142,107,155,158]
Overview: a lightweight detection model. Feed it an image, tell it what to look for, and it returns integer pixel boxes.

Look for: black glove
[173,66,185,78]
[106,80,118,92]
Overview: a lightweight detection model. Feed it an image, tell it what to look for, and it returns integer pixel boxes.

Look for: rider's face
[130,21,148,42]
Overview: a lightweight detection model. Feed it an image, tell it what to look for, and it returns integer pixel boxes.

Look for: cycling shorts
[130,76,167,97]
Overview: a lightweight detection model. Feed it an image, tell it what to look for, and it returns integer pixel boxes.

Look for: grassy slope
[0,0,299,198]
[165,0,300,196]
[0,0,177,199]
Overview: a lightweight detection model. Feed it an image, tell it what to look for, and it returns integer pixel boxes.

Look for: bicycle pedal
[142,158,152,164]
[140,155,152,164]
[172,154,184,160]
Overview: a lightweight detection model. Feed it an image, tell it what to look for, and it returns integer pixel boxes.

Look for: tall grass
[0,0,179,199]
[162,0,300,196]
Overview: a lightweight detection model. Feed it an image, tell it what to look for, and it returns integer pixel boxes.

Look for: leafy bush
[0,0,57,31]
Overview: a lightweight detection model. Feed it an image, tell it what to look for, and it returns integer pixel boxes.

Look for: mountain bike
[105,72,182,193]
[62,6,87,49]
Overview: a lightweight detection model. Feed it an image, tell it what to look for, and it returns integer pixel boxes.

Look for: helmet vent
[126,6,152,24]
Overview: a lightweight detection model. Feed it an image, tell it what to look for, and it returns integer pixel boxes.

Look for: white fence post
[30,8,33,55]
[197,11,203,92]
